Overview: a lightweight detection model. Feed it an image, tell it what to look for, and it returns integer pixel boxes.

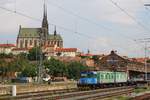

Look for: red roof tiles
[55,48,77,52]
[0,44,15,47]
[12,48,30,51]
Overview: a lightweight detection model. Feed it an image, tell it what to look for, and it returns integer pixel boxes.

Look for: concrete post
[12,85,16,96]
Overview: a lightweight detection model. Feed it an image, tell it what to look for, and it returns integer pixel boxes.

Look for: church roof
[48,34,63,40]
[18,28,41,37]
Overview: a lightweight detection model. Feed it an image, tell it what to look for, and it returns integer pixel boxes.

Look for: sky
[0,0,150,57]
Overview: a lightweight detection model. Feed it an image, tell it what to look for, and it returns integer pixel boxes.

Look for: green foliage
[44,58,68,77]
[92,55,100,64]
[67,62,88,79]
[0,52,89,81]
[0,53,14,58]
[0,59,7,76]
[0,53,37,80]
[44,58,88,79]
[147,60,150,63]
[28,47,41,61]
[56,52,62,56]
[20,65,37,77]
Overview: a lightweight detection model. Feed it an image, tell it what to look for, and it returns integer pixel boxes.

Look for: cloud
[0,0,148,57]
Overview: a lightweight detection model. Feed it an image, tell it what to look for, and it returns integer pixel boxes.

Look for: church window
[57,41,59,47]
[30,40,32,45]
[34,40,37,47]
[25,40,28,48]
[20,40,23,48]
[25,33,27,37]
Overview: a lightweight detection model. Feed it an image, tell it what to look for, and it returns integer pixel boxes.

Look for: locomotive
[77,71,146,88]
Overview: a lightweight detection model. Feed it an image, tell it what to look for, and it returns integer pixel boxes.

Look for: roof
[100,51,128,63]
[80,53,94,57]
[48,34,63,40]
[12,48,30,51]
[129,58,149,63]
[18,28,41,37]
[55,48,77,52]
[0,44,15,47]
[18,28,63,41]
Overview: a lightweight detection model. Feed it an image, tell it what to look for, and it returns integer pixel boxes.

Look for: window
[101,74,104,79]
[30,40,32,45]
[34,40,37,47]
[106,73,110,79]
[111,74,114,79]
[57,41,59,47]
[25,40,28,48]
[20,40,23,48]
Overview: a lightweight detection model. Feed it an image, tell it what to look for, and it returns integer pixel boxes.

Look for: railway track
[131,92,150,100]
[0,88,78,100]
[0,86,134,100]
[47,86,134,100]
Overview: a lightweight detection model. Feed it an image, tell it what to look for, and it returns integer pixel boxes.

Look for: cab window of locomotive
[81,73,87,78]
[88,73,96,78]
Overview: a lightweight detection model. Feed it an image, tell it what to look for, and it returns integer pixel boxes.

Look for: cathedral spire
[43,0,47,18]
[42,0,48,28]
[42,0,49,39]
[54,26,57,36]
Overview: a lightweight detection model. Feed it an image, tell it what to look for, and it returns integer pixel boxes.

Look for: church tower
[42,1,49,40]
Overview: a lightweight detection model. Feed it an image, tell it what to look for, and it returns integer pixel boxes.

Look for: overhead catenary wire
[138,0,150,16]
[108,0,150,34]
[0,1,146,55]
[47,0,112,32]
[47,0,149,41]
[0,5,97,40]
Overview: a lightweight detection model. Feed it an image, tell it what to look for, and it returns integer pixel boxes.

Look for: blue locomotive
[77,71,147,88]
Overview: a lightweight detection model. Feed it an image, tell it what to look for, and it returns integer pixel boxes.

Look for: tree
[56,52,62,56]
[27,47,41,61]
[44,58,68,77]
[67,62,88,80]
[0,59,8,81]
[20,65,37,78]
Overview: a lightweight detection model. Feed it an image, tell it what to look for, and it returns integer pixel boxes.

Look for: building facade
[55,48,77,57]
[0,44,15,54]
[16,4,63,49]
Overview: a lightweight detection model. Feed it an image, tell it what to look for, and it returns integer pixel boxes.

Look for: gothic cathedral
[16,3,63,49]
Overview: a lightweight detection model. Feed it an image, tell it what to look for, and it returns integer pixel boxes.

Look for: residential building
[12,48,30,55]
[55,48,77,57]
[0,44,15,54]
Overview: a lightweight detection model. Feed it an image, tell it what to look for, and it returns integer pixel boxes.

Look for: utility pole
[144,42,148,81]
[135,38,150,81]
[38,32,44,84]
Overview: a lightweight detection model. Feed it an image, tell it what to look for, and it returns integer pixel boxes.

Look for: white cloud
[0,0,148,57]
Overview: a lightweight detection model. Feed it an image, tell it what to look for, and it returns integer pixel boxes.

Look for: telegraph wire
[47,0,112,31]
[0,5,97,40]
[0,3,141,44]
[47,0,149,41]
[0,5,132,52]
[108,0,150,33]
[138,0,150,16]
[0,6,41,21]
[0,1,146,54]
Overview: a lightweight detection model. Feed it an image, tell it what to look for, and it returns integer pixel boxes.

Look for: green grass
[134,87,150,93]
[105,96,131,100]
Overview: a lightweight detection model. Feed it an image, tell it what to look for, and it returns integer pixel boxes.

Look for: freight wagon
[77,71,136,88]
